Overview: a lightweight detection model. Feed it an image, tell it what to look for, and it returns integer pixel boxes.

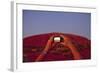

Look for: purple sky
[23,10,91,39]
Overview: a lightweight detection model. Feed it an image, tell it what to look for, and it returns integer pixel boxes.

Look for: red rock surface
[23,33,91,62]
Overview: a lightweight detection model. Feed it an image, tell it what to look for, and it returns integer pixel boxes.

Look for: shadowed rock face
[23,33,91,62]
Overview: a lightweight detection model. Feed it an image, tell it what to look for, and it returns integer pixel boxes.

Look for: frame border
[11,1,97,71]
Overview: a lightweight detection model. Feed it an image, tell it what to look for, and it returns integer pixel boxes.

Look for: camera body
[53,36,64,43]
[54,37,61,42]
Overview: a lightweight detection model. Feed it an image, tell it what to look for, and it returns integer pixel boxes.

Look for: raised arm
[35,35,55,61]
[59,34,81,60]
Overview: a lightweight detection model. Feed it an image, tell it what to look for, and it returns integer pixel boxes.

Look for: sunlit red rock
[23,32,91,62]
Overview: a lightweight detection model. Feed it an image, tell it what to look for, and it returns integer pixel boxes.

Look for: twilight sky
[23,10,91,39]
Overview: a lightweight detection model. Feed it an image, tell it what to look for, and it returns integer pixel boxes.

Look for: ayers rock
[23,32,91,62]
